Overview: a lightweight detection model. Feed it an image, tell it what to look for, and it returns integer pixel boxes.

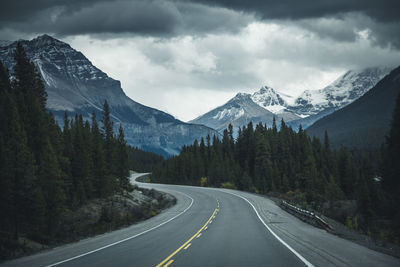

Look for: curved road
[2,173,399,267]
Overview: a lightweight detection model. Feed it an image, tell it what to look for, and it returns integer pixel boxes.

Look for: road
[2,173,399,267]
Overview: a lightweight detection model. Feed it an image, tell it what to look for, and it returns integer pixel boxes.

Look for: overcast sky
[1,0,400,121]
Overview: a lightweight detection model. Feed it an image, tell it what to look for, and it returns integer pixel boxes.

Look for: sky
[1,0,400,121]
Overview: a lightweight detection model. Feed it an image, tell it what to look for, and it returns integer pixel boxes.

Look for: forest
[1,41,399,260]
[0,43,161,258]
[153,96,400,244]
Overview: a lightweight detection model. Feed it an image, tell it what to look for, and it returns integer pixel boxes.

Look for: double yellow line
[156,206,219,267]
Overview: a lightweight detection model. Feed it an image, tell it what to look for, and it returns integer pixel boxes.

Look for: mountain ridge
[0,34,217,156]
[306,66,400,148]
[191,66,392,132]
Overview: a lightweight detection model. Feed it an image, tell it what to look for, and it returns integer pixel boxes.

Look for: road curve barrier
[280,200,332,231]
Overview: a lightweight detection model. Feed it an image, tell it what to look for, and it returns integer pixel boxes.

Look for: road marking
[184,243,192,250]
[156,208,217,267]
[45,192,194,267]
[164,259,174,267]
[220,190,314,267]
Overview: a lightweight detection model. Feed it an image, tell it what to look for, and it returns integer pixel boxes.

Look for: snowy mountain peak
[232,92,251,100]
[192,65,392,133]
[251,85,288,114]
[291,66,392,116]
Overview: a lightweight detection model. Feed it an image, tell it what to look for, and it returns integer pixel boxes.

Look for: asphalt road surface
[2,173,399,267]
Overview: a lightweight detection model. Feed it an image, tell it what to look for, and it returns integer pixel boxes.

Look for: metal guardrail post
[280,200,332,230]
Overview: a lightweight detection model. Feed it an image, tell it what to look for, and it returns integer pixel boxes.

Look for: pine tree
[115,124,130,190]
[13,42,48,162]
[2,97,39,240]
[101,100,115,175]
[382,91,400,236]
[324,130,330,151]
[383,92,400,196]
[90,112,109,197]
[38,138,65,237]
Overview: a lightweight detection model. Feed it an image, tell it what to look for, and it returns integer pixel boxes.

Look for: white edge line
[220,190,314,267]
[45,191,194,267]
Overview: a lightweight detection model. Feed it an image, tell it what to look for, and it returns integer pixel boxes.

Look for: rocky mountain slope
[192,67,391,132]
[306,66,400,148]
[190,93,277,132]
[0,35,216,156]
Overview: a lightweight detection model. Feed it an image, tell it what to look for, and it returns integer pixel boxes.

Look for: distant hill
[306,66,400,148]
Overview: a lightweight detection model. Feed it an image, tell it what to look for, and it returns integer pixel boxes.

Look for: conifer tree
[38,138,65,237]
[101,100,115,175]
[116,124,130,189]
[382,91,400,235]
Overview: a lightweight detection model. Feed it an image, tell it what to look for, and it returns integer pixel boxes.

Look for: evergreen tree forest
[153,115,400,242]
[0,43,142,257]
[382,91,400,243]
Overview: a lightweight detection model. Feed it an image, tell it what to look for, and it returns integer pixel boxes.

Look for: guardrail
[280,200,332,230]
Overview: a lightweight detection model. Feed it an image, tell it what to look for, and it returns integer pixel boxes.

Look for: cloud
[0,0,253,38]
[192,0,399,22]
[64,21,400,121]
[1,0,399,121]
[296,13,400,49]
[1,0,399,50]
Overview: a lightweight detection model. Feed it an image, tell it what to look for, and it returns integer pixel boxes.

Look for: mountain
[290,67,392,115]
[0,35,217,156]
[251,86,289,113]
[192,66,391,134]
[306,66,400,148]
[251,86,300,122]
[286,67,392,129]
[190,93,278,132]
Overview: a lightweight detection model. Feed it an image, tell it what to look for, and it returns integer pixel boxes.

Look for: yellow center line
[164,260,174,267]
[156,208,218,267]
[196,233,202,238]
[183,243,191,250]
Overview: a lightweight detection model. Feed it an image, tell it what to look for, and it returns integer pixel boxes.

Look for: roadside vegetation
[153,95,400,246]
[0,44,166,260]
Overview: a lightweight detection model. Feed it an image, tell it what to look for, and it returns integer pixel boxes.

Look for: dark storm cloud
[189,0,400,49]
[53,1,180,36]
[0,0,252,38]
[192,0,400,23]
[0,0,399,49]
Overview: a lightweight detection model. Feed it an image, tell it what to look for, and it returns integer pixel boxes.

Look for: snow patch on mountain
[192,66,392,133]
[251,86,288,113]
[290,67,392,117]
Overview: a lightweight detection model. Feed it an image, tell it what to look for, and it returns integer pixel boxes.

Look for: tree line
[153,103,400,242]
[153,120,374,206]
[0,43,133,250]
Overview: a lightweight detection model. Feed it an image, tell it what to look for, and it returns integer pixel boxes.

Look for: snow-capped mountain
[191,66,392,133]
[190,93,275,132]
[289,67,392,117]
[306,66,400,148]
[0,35,217,156]
[251,86,288,113]
[190,92,297,133]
